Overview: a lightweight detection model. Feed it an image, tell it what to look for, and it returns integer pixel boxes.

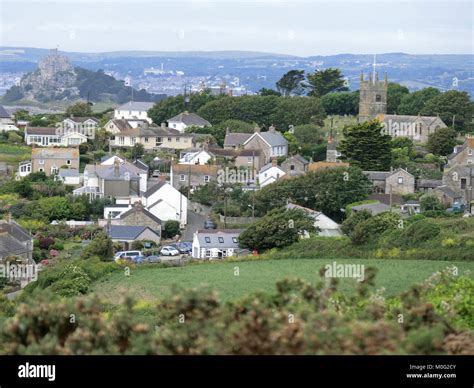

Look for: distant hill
[1,49,165,104]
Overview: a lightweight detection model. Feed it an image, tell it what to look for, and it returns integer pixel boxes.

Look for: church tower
[358,69,388,123]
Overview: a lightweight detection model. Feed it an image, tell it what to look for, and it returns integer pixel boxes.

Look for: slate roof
[107,225,159,240]
[0,105,10,118]
[194,229,243,249]
[25,127,58,136]
[117,101,155,111]
[377,114,446,127]
[167,112,210,127]
[417,179,442,189]
[223,133,253,147]
[0,221,31,243]
[260,162,285,174]
[32,147,79,160]
[172,164,219,175]
[109,119,132,131]
[351,202,391,215]
[84,161,142,181]
[284,155,309,165]
[65,117,99,123]
[363,171,391,181]
[244,131,287,147]
[132,159,149,171]
[434,186,463,199]
[143,181,168,198]
[58,168,80,178]
[0,234,28,257]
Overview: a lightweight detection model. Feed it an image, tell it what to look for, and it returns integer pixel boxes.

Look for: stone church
[358,71,446,143]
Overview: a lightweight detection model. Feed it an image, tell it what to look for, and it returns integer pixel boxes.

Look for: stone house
[29,147,79,177]
[106,225,160,249]
[281,155,309,177]
[442,164,474,206]
[170,163,220,193]
[385,168,415,195]
[448,137,474,167]
[243,126,288,164]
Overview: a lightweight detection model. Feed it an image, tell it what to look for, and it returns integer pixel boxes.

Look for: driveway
[182,210,207,241]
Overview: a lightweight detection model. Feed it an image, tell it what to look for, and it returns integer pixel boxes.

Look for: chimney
[254,125,260,133]
[269,125,275,133]
[161,122,166,129]
[226,127,230,135]
[114,158,120,177]
[7,212,12,224]
[272,158,277,167]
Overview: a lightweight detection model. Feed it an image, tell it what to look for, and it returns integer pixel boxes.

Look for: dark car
[144,255,161,263]
[204,219,217,229]
[177,242,192,254]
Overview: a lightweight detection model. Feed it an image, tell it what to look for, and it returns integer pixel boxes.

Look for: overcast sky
[1,0,472,56]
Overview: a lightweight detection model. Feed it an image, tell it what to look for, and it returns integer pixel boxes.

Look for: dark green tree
[259,88,281,96]
[398,87,441,115]
[338,120,392,170]
[306,68,348,97]
[387,83,409,114]
[321,91,359,115]
[426,127,457,156]
[65,102,93,117]
[276,70,306,96]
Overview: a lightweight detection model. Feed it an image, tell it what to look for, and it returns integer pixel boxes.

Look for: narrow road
[182,210,207,241]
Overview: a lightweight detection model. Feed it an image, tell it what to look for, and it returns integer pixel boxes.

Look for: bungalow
[192,229,243,259]
[24,126,88,147]
[351,202,391,215]
[106,225,161,250]
[258,159,286,187]
[167,111,211,133]
[286,203,343,237]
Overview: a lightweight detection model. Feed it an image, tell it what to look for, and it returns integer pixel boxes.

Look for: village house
[448,137,474,167]
[167,111,211,133]
[179,149,214,165]
[106,225,161,250]
[73,157,147,201]
[114,101,154,123]
[56,169,81,185]
[432,186,464,208]
[104,180,188,227]
[0,105,18,132]
[192,229,243,259]
[243,126,288,164]
[364,168,415,195]
[258,159,286,187]
[61,117,99,132]
[104,119,133,134]
[100,202,162,232]
[416,179,442,193]
[170,163,220,193]
[0,218,33,261]
[18,147,79,178]
[209,147,264,171]
[109,123,196,151]
[281,155,309,177]
[24,126,88,147]
[286,203,343,237]
[223,132,253,149]
[326,138,342,162]
[442,164,474,206]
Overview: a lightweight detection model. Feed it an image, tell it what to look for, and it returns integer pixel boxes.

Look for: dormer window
[218,237,224,243]
[205,237,211,243]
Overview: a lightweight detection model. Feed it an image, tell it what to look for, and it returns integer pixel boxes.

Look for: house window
[205,250,211,257]
[247,157,252,163]
[66,160,71,165]
[180,174,186,181]
[232,237,238,243]
[375,95,381,102]
[51,166,59,175]
[218,237,224,243]
[204,175,210,182]
[461,178,467,189]
[144,137,149,143]
[398,177,403,184]
[176,137,180,142]
[168,137,172,142]
[131,137,136,145]
[290,165,295,171]
[205,237,211,243]
[119,137,125,145]
[39,159,44,165]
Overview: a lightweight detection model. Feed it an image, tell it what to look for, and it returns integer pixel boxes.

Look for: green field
[0,144,31,165]
[91,258,474,303]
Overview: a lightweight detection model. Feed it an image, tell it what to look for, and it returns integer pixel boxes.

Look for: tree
[321,91,359,115]
[338,120,392,170]
[65,102,93,117]
[254,166,371,219]
[80,232,113,260]
[238,207,315,251]
[162,220,181,239]
[276,70,306,96]
[341,209,372,237]
[398,87,441,115]
[191,119,254,146]
[270,97,326,129]
[259,88,281,96]
[306,68,348,97]
[420,194,444,211]
[426,127,457,156]
[421,90,473,133]
[351,212,400,245]
[387,83,409,114]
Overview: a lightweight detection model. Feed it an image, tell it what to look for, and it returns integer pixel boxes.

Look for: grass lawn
[90,258,474,303]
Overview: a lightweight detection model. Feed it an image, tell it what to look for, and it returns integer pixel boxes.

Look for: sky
[1,0,473,56]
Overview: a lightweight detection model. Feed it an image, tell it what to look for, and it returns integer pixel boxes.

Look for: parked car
[114,250,143,262]
[177,241,192,254]
[144,255,161,263]
[204,219,217,229]
[160,246,180,256]
[152,170,161,178]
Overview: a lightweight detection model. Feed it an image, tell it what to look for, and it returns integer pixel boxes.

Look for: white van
[114,250,143,262]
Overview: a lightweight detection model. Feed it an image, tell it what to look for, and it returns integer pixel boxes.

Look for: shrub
[351,212,400,245]
[80,232,113,261]
[38,237,55,250]
[400,219,441,247]
[162,220,181,239]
